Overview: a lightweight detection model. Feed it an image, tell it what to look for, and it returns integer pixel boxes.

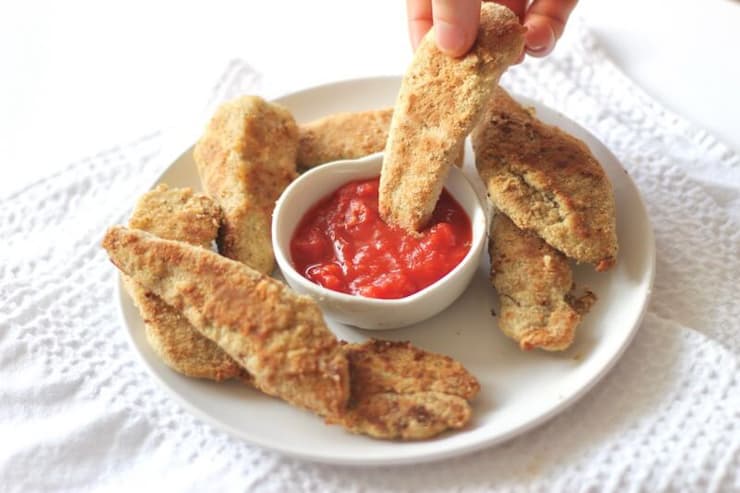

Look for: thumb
[431,0,481,57]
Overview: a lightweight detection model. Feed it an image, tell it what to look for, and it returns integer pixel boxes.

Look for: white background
[1,0,738,198]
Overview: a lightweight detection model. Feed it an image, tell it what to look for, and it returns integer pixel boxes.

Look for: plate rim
[114,75,656,466]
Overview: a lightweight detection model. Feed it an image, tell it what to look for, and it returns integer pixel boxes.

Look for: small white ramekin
[272,152,486,330]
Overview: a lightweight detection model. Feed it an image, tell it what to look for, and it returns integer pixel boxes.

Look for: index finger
[407,0,434,50]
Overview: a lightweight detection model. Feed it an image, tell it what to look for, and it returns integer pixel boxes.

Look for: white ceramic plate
[116,76,655,466]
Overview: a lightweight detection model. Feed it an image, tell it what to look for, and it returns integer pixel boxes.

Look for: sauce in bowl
[290,177,472,299]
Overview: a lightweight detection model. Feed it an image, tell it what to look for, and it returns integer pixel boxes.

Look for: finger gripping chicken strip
[103,226,349,417]
[297,108,393,169]
[379,3,525,232]
[472,87,618,271]
[121,184,246,381]
[193,96,299,274]
[489,213,596,351]
[330,340,479,439]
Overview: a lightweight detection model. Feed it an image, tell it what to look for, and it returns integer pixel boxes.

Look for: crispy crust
[472,87,618,271]
[124,278,248,381]
[127,184,222,248]
[105,226,482,439]
[193,96,298,274]
[103,226,349,417]
[297,108,393,168]
[342,340,478,399]
[489,213,595,351]
[335,391,472,440]
[330,340,479,439]
[122,184,246,381]
[379,3,525,232]
[297,107,464,170]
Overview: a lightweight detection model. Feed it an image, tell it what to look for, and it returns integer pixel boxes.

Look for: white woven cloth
[1,27,738,492]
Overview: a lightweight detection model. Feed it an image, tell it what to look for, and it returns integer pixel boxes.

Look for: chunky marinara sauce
[290,178,471,299]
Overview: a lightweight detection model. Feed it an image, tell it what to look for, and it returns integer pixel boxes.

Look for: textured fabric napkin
[1,27,738,492]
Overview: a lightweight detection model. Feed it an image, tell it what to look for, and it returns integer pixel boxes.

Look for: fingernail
[435,21,467,57]
[526,40,547,52]
[524,22,555,57]
[526,44,551,56]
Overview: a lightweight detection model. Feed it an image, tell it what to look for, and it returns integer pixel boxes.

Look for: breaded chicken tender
[193,96,298,274]
[297,107,465,170]
[330,340,479,439]
[122,184,246,381]
[472,87,618,271]
[127,184,221,246]
[489,213,596,351]
[105,226,480,438]
[297,108,393,168]
[379,3,525,232]
[103,226,349,418]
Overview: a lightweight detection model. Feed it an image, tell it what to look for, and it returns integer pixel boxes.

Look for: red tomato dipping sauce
[290,178,472,299]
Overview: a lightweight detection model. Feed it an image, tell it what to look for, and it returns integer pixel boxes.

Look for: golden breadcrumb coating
[297,107,464,170]
[123,281,249,381]
[105,221,482,438]
[489,213,596,351]
[330,339,479,440]
[122,184,246,381]
[472,87,618,271]
[193,95,298,274]
[103,226,349,418]
[127,184,221,247]
[342,340,478,399]
[379,3,525,232]
[297,108,393,168]
[337,391,472,440]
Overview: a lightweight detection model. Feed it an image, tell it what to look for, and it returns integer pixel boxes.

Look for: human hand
[406,0,578,58]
